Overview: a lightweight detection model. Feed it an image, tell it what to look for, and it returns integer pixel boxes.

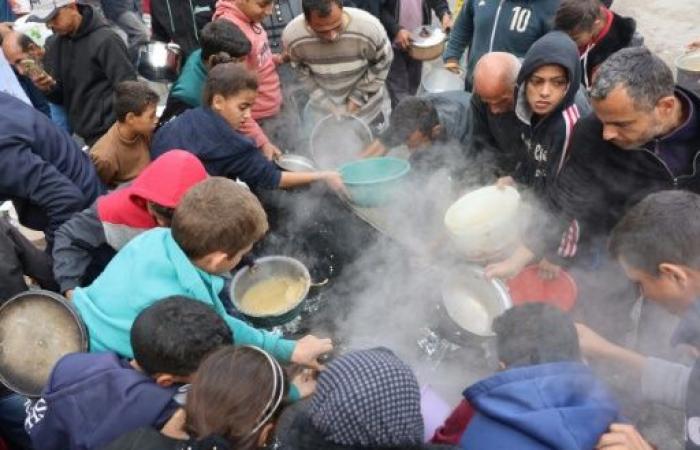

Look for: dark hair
[554,0,604,34]
[302,0,342,20]
[172,177,268,260]
[203,63,258,106]
[609,190,700,274]
[200,20,252,62]
[114,80,159,122]
[131,296,233,376]
[148,201,175,225]
[590,47,674,110]
[386,97,442,146]
[493,303,580,368]
[17,33,37,52]
[186,346,288,450]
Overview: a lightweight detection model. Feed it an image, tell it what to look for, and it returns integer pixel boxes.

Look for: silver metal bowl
[275,154,316,172]
[137,41,183,82]
[310,114,373,170]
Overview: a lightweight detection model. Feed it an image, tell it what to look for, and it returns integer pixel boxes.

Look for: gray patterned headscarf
[309,347,424,447]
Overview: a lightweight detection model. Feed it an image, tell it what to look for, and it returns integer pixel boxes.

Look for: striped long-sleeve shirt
[282,7,393,124]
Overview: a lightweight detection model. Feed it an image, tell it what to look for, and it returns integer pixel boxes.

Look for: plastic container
[506,265,578,312]
[340,157,411,207]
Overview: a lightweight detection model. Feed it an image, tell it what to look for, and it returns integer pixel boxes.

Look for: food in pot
[239,276,307,315]
[445,295,492,336]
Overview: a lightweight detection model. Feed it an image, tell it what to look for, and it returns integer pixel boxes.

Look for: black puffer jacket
[150,0,215,57]
[43,4,136,144]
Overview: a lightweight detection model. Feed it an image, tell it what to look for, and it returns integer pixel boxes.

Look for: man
[443,0,559,90]
[100,0,149,61]
[150,0,215,58]
[28,0,135,145]
[282,0,393,129]
[555,0,643,88]
[2,31,52,117]
[0,92,104,247]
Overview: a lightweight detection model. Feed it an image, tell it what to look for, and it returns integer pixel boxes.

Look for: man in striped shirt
[282,0,393,128]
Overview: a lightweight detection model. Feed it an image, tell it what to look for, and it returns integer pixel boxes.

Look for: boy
[71,177,332,367]
[53,150,208,298]
[25,296,233,450]
[555,0,642,88]
[433,303,620,449]
[159,19,252,126]
[90,80,159,188]
[575,190,700,450]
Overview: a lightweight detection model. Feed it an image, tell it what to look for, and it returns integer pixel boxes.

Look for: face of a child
[405,129,432,150]
[218,242,255,273]
[620,258,696,315]
[236,0,273,23]
[127,104,158,136]
[526,64,569,117]
[212,90,257,131]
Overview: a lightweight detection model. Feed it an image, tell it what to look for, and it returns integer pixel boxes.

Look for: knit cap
[309,347,424,447]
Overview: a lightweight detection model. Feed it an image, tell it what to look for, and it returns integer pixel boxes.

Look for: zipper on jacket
[488,0,505,52]
[642,141,678,187]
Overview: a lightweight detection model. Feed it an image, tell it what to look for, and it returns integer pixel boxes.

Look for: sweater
[43,5,136,143]
[71,228,296,361]
[89,122,151,188]
[443,0,559,87]
[25,352,180,450]
[283,7,393,124]
[460,362,620,450]
[151,107,282,189]
[0,92,104,244]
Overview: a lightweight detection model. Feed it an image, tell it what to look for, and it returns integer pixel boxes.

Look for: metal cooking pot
[409,26,447,61]
[420,67,465,94]
[137,41,183,82]
[676,51,700,97]
[230,256,312,328]
[0,290,88,397]
[310,114,373,170]
[439,265,512,345]
[275,153,316,172]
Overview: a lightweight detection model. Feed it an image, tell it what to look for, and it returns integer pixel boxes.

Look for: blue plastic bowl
[340,157,411,207]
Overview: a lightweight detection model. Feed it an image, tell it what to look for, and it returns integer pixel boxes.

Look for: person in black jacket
[150,0,215,58]
[554,0,643,88]
[0,92,105,247]
[27,0,136,145]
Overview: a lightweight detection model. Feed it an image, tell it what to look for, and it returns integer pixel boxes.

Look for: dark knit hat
[309,347,424,447]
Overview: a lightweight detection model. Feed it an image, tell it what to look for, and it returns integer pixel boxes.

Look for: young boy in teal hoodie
[71,177,332,368]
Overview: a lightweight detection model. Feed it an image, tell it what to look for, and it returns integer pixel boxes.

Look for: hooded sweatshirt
[460,362,620,450]
[25,352,180,450]
[52,150,208,293]
[443,0,559,88]
[513,31,591,196]
[43,4,136,143]
[0,92,104,246]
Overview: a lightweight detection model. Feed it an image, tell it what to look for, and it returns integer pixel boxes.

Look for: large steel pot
[676,51,700,97]
[408,26,447,61]
[137,41,183,82]
[310,114,373,170]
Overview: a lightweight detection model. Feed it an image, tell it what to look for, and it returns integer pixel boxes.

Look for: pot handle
[310,278,329,288]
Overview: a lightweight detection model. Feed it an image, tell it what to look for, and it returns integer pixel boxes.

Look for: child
[52,150,208,298]
[25,296,234,450]
[576,190,700,450]
[555,0,642,88]
[159,19,252,126]
[89,81,159,188]
[100,345,289,450]
[214,0,284,159]
[485,31,592,280]
[152,63,344,192]
[433,303,620,449]
[275,347,459,450]
[71,177,332,367]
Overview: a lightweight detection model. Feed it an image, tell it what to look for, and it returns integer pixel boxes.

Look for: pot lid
[411,26,446,48]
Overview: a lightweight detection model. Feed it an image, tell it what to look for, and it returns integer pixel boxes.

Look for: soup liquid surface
[240,277,306,315]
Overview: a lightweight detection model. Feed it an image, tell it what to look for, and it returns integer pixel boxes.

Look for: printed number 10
[510,6,531,32]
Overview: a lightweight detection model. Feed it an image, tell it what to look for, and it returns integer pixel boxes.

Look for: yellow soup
[240,277,307,315]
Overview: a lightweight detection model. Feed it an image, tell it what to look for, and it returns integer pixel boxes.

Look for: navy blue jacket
[25,352,180,450]
[151,106,282,189]
[461,362,620,450]
[0,92,104,244]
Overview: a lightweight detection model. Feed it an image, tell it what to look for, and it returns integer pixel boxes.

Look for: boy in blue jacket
[25,296,233,450]
[71,176,332,369]
[434,303,620,449]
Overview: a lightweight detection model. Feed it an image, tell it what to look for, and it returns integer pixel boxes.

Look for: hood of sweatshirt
[96,150,208,228]
[72,4,110,40]
[515,31,583,125]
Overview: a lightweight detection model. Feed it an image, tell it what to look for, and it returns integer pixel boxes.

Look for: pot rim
[675,50,700,73]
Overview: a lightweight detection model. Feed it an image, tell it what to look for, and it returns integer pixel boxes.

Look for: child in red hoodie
[214,0,286,159]
[51,150,208,298]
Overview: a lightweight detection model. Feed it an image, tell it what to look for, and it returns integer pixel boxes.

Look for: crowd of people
[1,0,700,448]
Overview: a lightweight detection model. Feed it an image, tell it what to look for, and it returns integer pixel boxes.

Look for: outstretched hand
[291,335,333,370]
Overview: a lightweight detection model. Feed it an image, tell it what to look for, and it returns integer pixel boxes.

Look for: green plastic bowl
[340,157,411,207]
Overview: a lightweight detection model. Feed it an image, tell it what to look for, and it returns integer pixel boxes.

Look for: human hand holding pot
[596,424,654,450]
[289,366,318,398]
[440,13,453,32]
[495,176,516,190]
[360,139,387,158]
[484,244,535,280]
[688,39,700,51]
[443,59,462,74]
[261,142,282,161]
[319,171,349,198]
[537,258,561,280]
[394,29,412,50]
[291,335,333,370]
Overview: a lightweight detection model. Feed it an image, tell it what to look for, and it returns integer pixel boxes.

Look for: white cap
[27,0,75,22]
[13,15,53,47]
